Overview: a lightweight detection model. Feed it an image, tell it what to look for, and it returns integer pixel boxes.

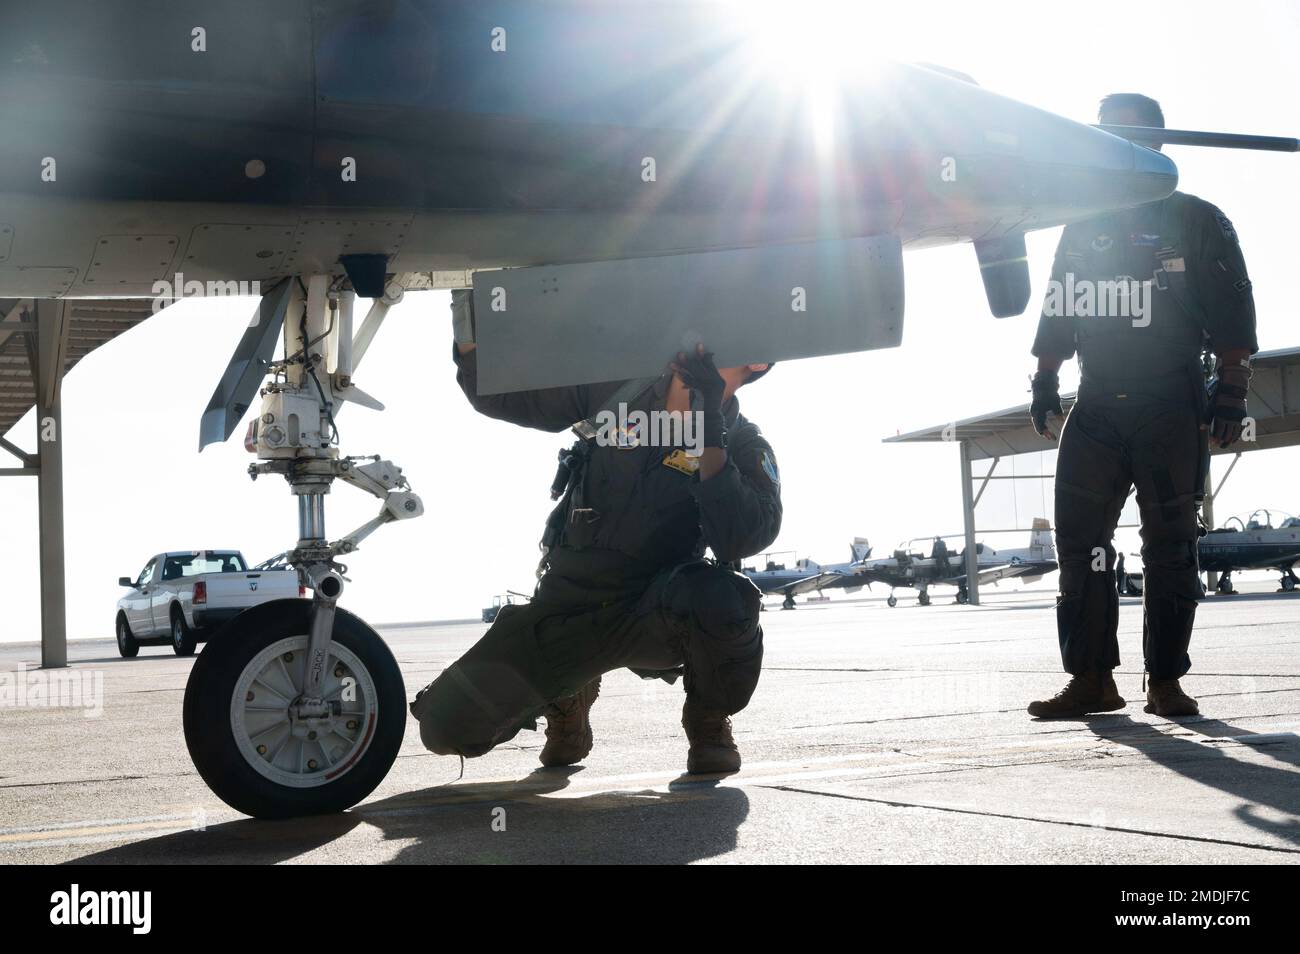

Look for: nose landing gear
[183,274,422,819]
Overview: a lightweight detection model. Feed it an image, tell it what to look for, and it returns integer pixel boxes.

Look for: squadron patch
[1090,234,1114,252]
[1216,213,1238,243]
[615,421,641,449]
[760,450,780,487]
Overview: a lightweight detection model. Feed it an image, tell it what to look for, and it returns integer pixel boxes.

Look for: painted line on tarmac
[0,811,207,850]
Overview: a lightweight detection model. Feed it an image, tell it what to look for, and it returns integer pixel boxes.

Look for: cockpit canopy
[1220,509,1298,532]
[894,537,985,559]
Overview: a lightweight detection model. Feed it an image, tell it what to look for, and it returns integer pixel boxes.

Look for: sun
[725,0,904,152]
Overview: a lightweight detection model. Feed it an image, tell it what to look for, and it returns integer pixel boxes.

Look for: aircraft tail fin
[851,537,871,562]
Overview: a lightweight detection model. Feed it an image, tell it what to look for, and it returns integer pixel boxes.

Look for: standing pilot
[1028,94,1257,719]
[411,291,781,774]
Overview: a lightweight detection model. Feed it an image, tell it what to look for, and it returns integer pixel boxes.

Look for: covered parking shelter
[1,298,155,667]
[884,346,1300,605]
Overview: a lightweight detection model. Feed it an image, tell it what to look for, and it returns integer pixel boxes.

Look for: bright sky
[2,0,1298,640]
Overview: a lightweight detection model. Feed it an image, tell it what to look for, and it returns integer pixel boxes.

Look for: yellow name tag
[662,449,700,475]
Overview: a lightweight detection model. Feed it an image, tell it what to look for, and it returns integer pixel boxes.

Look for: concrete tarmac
[2,584,1298,864]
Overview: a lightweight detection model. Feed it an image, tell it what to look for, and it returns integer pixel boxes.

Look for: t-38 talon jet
[1199,510,1300,595]
[1,1,1295,818]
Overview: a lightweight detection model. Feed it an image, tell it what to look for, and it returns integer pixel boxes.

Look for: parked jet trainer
[1,2,1296,819]
[1199,510,1300,595]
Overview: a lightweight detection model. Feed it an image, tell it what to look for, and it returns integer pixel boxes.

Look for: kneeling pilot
[411,291,781,774]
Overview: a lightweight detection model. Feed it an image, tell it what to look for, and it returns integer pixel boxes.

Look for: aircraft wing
[784,570,857,597]
[975,564,1028,586]
[953,562,1052,587]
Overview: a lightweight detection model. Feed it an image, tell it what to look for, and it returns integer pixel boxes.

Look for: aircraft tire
[183,599,405,819]
[918,592,931,607]
[887,595,897,607]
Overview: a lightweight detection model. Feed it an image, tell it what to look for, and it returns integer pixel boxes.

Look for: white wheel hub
[230,635,378,788]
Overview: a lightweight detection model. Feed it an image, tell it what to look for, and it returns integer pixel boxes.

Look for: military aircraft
[743,539,873,610]
[758,520,1057,608]
[2,1,1295,818]
[1199,510,1300,595]
[863,519,1058,606]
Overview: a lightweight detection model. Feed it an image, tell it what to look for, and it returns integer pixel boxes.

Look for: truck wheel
[183,600,406,819]
[171,607,197,656]
[116,614,139,658]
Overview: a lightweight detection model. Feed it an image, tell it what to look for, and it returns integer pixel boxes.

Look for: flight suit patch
[760,450,780,487]
[662,449,700,475]
[1216,213,1238,243]
[616,422,641,449]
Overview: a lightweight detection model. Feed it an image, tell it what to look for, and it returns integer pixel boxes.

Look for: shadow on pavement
[1086,715,1300,847]
[68,767,748,864]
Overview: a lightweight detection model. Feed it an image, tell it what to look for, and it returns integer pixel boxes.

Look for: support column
[36,300,69,669]
[959,440,980,606]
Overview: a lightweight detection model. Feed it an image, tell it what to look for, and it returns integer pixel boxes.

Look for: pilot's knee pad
[410,664,508,759]
[665,564,763,712]
[1140,539,1202,601]
[666,563,762,647]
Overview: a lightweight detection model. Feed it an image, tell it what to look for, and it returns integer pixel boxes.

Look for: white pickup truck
[115,550,302,657]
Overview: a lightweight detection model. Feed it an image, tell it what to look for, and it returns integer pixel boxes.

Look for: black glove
[1208,361,1250,448]
[672,347,727,448]
[1030,370,1063,439]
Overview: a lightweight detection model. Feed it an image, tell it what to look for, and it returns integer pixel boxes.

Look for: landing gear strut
[1281,569,1299,593]
[781,594,797,610]
[918,590,931,607]
[955,585,969,605]
[183,275,423,818]
[1217,572,1238,595]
